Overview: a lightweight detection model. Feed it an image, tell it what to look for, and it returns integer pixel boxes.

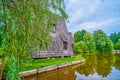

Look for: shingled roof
[31,19,74,58]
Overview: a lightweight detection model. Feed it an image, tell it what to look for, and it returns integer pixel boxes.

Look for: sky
[65,0,120,35]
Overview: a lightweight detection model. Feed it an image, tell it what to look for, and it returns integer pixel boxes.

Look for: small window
[52,24,56,32]
[63,42,67,50]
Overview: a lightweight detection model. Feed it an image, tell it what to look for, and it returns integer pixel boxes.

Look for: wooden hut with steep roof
[31,19,74,58]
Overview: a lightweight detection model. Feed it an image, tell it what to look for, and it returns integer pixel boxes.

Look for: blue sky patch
[65,0,120,35]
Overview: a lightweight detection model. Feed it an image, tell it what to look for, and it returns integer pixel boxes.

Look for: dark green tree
[93,30,113,52]
[109,32,120,44]
[74,41,87,53]
[83,32,95,52]
[115,39,120,50]
[74,29,87,42]
[109,32,120,49]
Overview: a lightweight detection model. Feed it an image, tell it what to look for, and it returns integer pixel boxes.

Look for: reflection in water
[114,54,120,70]
[76,53,120,80]
[96,53,113,77]
[24,66,76,80]
[23,53,120,80]
[76,53,97,76]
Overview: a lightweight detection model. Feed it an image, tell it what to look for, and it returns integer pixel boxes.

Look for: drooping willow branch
[0,0,68,80]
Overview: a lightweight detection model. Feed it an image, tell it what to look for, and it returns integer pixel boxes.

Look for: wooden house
[31,19,74,58]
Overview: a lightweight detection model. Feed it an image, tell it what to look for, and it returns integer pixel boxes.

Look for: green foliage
[105,39,114,51]
[109,32,120,44]
[83,32,95,52]
[74,29,87,42]
[0,24,4,46]
[74,30,95,53]
[93,30,113,52]
[0,0,67,80]
[74,29,114,53]
[115,39,120,50]
[75,41,87,53]
[109,32,120,49]
[0,48,4,56]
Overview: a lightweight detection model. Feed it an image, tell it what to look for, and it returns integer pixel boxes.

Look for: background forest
[74,29,120,53]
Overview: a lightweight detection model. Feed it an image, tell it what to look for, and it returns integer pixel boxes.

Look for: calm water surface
[24,53,120,80]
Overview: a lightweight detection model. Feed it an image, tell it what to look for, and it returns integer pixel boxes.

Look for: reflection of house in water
[31,19,74,58]
[24,67,76,80]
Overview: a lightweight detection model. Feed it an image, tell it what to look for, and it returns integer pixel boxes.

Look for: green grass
[21,54,84,71]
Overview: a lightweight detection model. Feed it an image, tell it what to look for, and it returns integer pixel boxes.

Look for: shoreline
[20,60,85,78]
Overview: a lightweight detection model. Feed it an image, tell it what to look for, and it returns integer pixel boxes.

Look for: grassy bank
[21,54,84,71]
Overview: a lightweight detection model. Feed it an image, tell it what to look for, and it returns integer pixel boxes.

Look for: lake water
[24,53,120,80]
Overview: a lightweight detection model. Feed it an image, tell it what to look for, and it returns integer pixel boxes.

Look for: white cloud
[69,18,120,33]
[65,0,120,35]
[65,0,102,24]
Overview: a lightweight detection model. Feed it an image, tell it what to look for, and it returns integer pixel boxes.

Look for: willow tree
[0,0,68,80]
